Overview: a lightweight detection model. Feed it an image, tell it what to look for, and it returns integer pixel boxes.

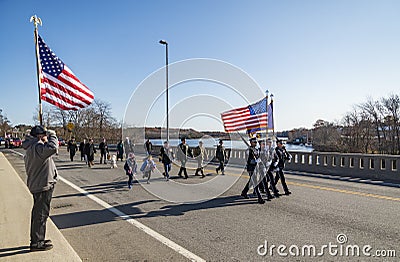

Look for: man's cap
[181,137,186,141]
[249,137,257,143]
[219,139,223,143]
[277,139,283,144]
[30,125,47,137]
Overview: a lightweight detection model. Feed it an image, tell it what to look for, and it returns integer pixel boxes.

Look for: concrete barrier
[145,145,399,183]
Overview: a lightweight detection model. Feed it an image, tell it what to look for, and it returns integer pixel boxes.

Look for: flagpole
[236,131,250,147]
[265,90,269,141]
[30,15,43,126]
[270,93,275,137]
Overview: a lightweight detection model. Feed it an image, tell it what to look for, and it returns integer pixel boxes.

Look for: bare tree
[0,109,11,136]
[312,120,342,152]
[93,99,114,138]
[30,99,120,143]
[359,98,386,153]
[381,94,400,154]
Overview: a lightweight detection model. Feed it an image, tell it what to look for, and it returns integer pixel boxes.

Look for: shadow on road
[0,246,31,258]
[51,195,253,230]
[51,200,156,229]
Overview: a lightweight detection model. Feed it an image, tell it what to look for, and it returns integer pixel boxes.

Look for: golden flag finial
[30,15,42,29]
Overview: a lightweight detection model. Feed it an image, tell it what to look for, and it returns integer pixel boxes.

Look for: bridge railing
[132,144,399,182]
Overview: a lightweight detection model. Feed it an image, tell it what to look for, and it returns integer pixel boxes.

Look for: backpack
[140,160,148,172]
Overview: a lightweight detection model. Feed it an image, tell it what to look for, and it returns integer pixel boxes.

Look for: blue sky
[1,0,399,131]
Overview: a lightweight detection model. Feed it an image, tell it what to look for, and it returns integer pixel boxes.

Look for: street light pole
[159,40,169,141]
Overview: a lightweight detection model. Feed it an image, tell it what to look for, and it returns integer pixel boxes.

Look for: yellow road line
[200,167,400,202]
[287,181,400,202]
[157,164,400,201]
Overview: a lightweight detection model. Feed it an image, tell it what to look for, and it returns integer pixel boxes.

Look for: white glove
[273,162,278,167]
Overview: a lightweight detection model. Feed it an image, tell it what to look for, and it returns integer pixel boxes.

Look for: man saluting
[22,125,58,251]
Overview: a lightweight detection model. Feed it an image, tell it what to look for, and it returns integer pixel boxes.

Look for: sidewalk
[0,152,81,262]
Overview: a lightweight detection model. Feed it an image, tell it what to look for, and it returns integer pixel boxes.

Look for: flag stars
[38,36,65,78]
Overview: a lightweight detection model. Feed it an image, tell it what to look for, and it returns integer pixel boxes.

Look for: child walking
[124,153,137,189]
[141,155,156,184]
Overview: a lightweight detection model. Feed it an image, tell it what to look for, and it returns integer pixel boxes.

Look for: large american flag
[38,35,94,110]
[221,97,272,132]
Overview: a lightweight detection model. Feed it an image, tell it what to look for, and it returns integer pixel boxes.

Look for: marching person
[124,137,134,159]
[160,141,173,181]
[98,138,109,164]
[22,125,58,251]
[117,140,124,161]
[79,139,86,162]
[67,136,78,162]
[258,139,279,199]
[194,141,208,178]
[144,139,153,156]
[124,153,137,189]
[265,139,281,197]
[85,138,96,167]
[215,139,227,175]
[272,140,292,195]
[241,137,265,204]
[176,137,192,179]
[141,155,156,184]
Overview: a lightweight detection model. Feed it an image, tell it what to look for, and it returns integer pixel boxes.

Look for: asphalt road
[3,147,399,261]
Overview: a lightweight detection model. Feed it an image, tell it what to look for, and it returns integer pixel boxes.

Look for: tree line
[35,99,122,143]
[313,94,400,155]
[0,109,12,137]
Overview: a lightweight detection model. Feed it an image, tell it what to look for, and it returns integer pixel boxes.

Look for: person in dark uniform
[215,139,227,175]
[241,137,265,204]
[117,140,124,161]
[261,139,280,198]
[79,139,86,162]
[144,139,153,156]
[67,137,78,162]
[176,137,192,179]
[98,138,109,164]
[257,140,279,200]
[272,140,292,195]
[85,138,96,167]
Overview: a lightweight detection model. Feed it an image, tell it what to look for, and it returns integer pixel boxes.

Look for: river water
[149,138,313,152]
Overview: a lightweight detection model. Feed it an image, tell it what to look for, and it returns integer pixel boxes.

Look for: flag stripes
[221,97,269,132]
[37,35,93,110]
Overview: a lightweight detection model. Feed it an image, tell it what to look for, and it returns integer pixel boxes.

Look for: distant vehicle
[9,137,22,148]
[58,138,66,146]
[0,137,4,146]
[5,137,10,148]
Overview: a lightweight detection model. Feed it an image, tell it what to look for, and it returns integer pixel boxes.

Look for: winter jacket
[22,133,58,194]
[216,145,226,162]
[160,146,172,164]
[85,143,96,161]
[245,146,259,172]
[177,143,192,161]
